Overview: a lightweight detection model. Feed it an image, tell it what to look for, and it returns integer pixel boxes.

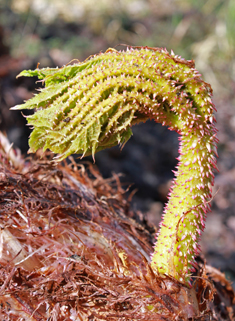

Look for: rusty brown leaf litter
[0,134,234,320]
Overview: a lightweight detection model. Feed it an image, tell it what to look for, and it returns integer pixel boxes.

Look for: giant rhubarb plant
[13,46,218,286]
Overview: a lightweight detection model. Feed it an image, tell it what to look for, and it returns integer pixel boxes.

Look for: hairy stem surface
[13,47,217,285]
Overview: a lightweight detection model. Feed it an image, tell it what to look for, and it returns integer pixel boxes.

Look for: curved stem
[151,118,217,284]
[13,47,217,285]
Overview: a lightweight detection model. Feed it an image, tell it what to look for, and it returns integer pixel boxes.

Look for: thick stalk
[151,117,217,284]
[12,47,217,285]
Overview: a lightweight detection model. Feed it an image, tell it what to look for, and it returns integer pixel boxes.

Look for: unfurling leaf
[13,47,217,285]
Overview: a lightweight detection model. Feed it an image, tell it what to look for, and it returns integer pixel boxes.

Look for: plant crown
[13,47,218,285]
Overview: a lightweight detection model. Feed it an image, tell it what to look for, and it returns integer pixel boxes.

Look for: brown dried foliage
[0,135,234,320]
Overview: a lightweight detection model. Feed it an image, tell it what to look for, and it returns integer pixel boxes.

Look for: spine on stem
[151,112,217,284]
[12,47,217,285]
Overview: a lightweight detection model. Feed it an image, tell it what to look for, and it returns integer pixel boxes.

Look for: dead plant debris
[0,134,234,320]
